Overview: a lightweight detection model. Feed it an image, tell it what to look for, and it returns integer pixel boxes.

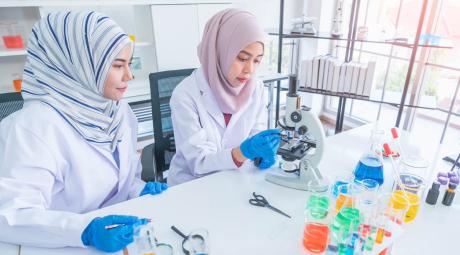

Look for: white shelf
[0,49,27,57]
[135,42,153,47]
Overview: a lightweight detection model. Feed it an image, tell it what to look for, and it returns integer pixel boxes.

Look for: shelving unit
[267,29,454,49]
[272,0,451,133]
[274,82,438,110]
[0,6,40,93]
[0,1,232,98]
[297,87,438,110]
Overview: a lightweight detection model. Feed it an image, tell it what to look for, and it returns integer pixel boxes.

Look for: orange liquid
[13,79,21,92]
[303,223,329,253]
[335,194,353,212]
[375,228,384,244]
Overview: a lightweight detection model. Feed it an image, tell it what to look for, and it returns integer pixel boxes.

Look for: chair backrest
[149,68,195,181]
[0,92,24,122]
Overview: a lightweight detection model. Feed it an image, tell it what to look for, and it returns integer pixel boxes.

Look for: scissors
[249,192,291,219]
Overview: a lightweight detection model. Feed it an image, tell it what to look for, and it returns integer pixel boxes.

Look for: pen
[104,218,152,229]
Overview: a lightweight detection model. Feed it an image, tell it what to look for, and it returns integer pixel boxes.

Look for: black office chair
[143,68,195,182]
[0,92,24,122]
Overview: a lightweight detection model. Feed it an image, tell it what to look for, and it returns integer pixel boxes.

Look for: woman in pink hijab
[168,8,280,186]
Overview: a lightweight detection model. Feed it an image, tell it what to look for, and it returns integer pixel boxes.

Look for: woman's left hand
[140,182,168,196]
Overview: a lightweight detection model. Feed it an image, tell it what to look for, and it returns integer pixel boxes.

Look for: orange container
[13,79,22,92]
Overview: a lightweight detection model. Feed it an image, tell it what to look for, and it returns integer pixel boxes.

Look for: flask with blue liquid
[354,128,384,185]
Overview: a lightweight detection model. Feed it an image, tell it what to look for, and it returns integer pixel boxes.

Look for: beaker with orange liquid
[303,206,330,254]
[13,74,22,92]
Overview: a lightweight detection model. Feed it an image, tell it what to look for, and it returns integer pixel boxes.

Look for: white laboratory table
[5,124,459,255]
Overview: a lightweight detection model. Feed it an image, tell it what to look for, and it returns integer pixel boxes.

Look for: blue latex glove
[81,215,148,252]
[258,156,276,170]
[140,182,168,196]
[240,129,281,160]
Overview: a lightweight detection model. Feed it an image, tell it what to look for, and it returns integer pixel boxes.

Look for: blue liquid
[332,181,349,198]
[354,155,384,185]
[327,245,338,254]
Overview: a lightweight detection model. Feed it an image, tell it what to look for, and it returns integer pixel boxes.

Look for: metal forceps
[249,192,291,219]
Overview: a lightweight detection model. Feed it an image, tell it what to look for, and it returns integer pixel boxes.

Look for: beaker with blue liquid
[354,129,384,185]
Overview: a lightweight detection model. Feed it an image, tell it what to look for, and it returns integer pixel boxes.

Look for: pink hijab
[197,9,265,114]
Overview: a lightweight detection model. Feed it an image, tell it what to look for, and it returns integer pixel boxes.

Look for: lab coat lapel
[195,69,226,128]
[92,144,119,170]
[116,137,130,193]
[100,137,132,206]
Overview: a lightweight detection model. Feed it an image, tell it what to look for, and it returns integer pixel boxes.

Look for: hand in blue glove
[81,215,148,252]
[140,182,168,196]
[240,129,281,160]
[258,156,277,170]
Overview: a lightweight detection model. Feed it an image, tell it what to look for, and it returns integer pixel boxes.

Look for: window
[322,0,459,146]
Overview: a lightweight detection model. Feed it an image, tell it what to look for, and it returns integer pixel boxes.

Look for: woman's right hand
[81,215,148,252]
[240,129,281,160]
[257,155,277,170]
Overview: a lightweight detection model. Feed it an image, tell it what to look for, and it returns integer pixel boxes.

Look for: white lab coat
[167,68,267,186]
[0,100,145,248]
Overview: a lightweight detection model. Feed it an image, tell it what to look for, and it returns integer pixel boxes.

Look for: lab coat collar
[195,68,226,128]
[91,135,123,171]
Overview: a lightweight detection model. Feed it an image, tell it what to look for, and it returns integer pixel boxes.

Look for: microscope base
[265,163,327,192]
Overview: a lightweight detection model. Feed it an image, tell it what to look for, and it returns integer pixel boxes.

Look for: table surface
[3,124,458,255]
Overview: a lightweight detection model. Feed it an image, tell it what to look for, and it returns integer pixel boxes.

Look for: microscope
[265,75,327,191]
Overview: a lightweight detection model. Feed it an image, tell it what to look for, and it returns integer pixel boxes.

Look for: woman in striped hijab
[0,11,166,252]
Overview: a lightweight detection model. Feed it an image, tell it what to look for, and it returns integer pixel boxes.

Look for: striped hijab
[21,11,132,152]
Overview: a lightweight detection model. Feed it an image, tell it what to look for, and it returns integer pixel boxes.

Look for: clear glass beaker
[373,192,409,245]
[392,173,424,222]
[304,180,331,254]
[348,179,379,255]
[335,183,354,213]
[0,22,25,49]
[331,172,353,198]
[331,206,361,255]
[155,243,173,255]
[400,156,428,179]
[352,178,380,200]
[133,223,157,255]
[304,206,330,254]
[130,223,173,255]
[185,229,209,255]
[353,179,380,227]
